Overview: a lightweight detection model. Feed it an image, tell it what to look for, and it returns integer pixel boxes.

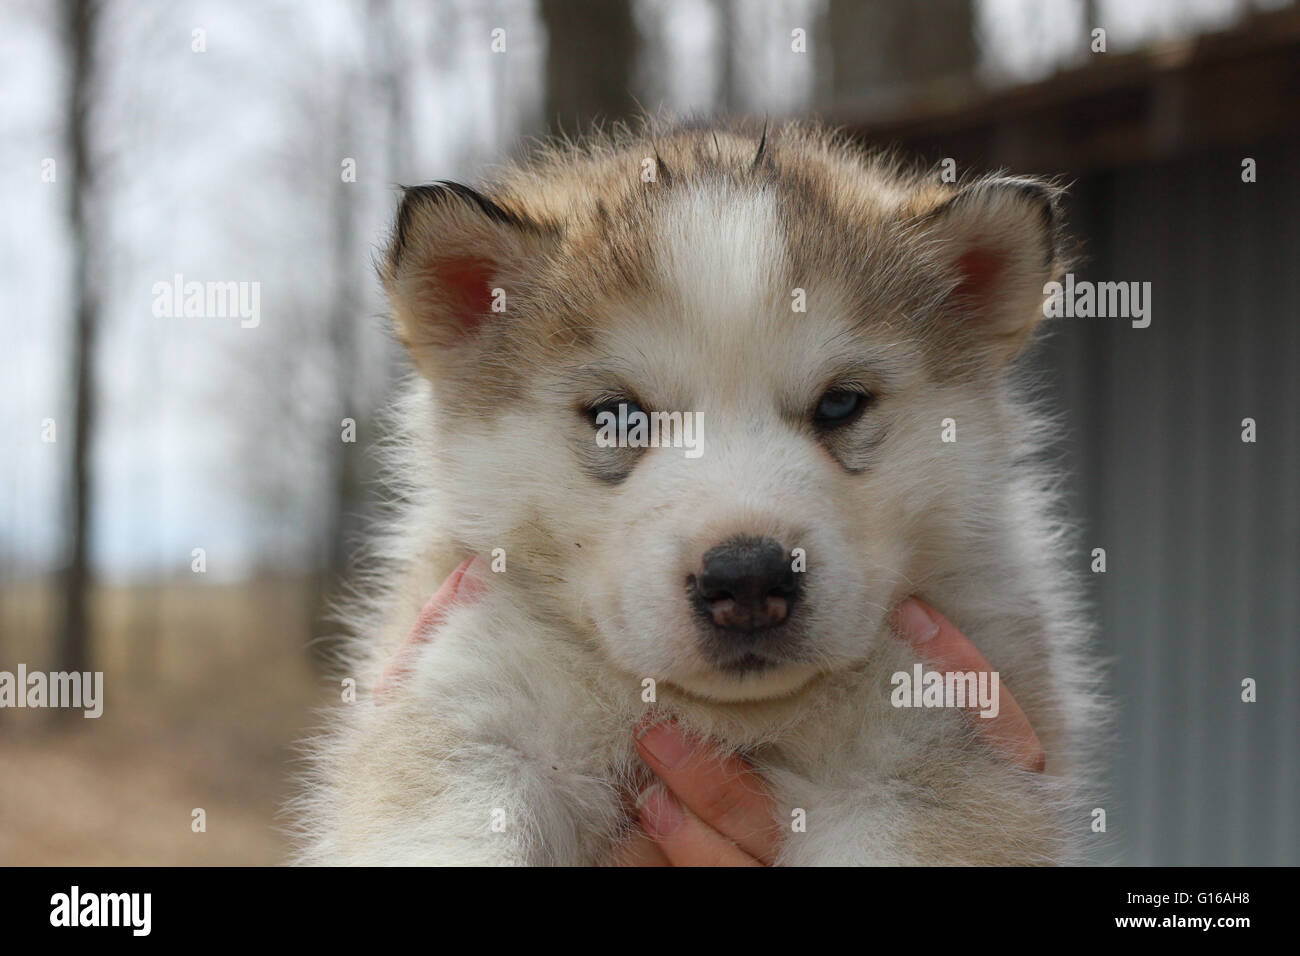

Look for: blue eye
[587,398,644,428]
[813,388,868,427]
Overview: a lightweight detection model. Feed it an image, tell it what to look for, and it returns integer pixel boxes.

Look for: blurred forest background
[1,0,1296,865]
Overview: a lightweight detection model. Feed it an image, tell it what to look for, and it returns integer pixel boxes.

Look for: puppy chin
[670,662,822,703]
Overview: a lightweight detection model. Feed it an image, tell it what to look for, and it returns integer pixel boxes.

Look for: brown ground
[0,577,330,865]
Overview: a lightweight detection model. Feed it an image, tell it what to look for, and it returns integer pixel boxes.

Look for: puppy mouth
[694,619,814,677]
[706,648,794,676]
[696,617,812,676]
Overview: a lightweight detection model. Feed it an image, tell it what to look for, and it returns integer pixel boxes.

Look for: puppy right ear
[382,182,553,375]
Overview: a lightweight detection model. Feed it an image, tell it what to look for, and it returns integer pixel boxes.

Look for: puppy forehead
[652,181,789,329]
[593,183,868,398]
[549,176,912,406]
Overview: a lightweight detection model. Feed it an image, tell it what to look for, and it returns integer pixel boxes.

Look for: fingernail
[895,598,940,644]
[637,785,683,838]
[633,714,660,741]
[636,721,693,770]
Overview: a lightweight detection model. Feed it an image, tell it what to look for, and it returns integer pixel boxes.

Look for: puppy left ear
[382,181,556,381]
[920,176,1063,364]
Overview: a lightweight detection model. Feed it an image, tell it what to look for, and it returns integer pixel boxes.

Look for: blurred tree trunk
[540,0,639,135]
[308,0,411,669]
[715,0,736,114]
[56,0,99,688]
[1081,0,1099,57]
[309,84,363,669]
[368,0,408,183]
[369,0,408,395]
[315,101,359,647]
[825,0,975,116]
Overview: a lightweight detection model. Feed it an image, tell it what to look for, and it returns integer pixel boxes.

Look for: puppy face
[385,125,1062,702]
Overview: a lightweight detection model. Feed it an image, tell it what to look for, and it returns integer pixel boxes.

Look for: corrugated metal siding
[1037,141,1300,864]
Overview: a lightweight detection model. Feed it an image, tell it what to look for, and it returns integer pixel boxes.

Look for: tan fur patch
[383,119,1067,415]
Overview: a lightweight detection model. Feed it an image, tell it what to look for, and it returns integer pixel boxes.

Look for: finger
[637,784,762,867]
[893,597,1046,772]
[607,829,671,867]
[634,720,780,863]
[376,555,487,697]
[410,555,488,638]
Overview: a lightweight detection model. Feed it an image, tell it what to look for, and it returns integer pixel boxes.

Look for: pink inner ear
[952,248,1005,315]
[435,257,495,333]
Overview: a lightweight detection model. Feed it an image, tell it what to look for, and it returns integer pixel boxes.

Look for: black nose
[692,536,800,633]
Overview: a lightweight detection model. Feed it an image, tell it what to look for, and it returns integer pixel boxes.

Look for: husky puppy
[295,121,1102,866]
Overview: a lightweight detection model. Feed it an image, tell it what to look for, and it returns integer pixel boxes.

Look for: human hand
[613,596,1045,866]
